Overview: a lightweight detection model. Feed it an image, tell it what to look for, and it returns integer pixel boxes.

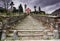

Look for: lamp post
[10,2,14,12]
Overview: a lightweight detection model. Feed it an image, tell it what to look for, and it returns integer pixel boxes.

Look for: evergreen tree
[39,6,41,12]
[24,4,27,9]
[13,7,17,13]
[19,4,23,13]
[34,6,37,14]
[24,4,27,12]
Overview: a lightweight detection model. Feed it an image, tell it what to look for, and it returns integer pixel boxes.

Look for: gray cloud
[0,0,12,8]
[35,0,60,7]
[42,2,60,14]
[16,0,60,7]
[0,0,60,14]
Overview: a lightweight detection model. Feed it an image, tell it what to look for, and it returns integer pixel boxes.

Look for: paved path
[15,15,45,30]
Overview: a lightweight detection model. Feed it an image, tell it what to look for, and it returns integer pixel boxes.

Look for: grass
[32,14,48,17]
[0,13,24,17]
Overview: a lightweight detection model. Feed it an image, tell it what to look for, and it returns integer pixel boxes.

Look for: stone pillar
[43,30,48,39]
[13,30,18,40]
[1,30,6,40]
[55,23,60,39]
[54,23,59,39]
[0,22,2,29]
[53,30,59,39]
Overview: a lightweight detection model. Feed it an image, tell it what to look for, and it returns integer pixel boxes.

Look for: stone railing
[32,15,58,29]
[0,14,28,40]
[0,14,27,28]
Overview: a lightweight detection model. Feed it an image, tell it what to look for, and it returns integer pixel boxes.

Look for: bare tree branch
[1,0,11,10]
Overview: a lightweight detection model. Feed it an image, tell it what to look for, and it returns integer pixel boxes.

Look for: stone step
[6,29,54,37]
[6,29,56,40]
[8,30,44,32]
[7,34,44,37]
[6,36,44,40]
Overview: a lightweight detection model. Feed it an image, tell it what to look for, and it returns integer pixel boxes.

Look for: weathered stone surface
[6,15,57,40]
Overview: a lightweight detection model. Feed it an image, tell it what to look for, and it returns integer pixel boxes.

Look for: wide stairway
[6,15,57,40]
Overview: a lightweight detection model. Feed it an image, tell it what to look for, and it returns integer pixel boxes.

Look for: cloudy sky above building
[0,0,60,14]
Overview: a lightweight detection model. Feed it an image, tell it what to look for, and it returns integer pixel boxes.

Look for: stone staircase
[6,29,55,40]
[4,15,59,40]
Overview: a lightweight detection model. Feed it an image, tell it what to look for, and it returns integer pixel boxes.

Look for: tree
[1,0,11,10]
[39,6,41,12]
[24,4,27,12]
[19,4,23,13]
[24,4,27,9]
[0,7,4,13]
[34,6,37,14]
[0,7,7,13]
[1,0,12,13]
[13,7,17,13]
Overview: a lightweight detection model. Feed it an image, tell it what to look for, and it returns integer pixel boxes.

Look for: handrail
[0,29,52,32]
[9,30,44,32]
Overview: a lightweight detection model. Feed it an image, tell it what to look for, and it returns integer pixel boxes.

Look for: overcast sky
[0,0,60,14]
